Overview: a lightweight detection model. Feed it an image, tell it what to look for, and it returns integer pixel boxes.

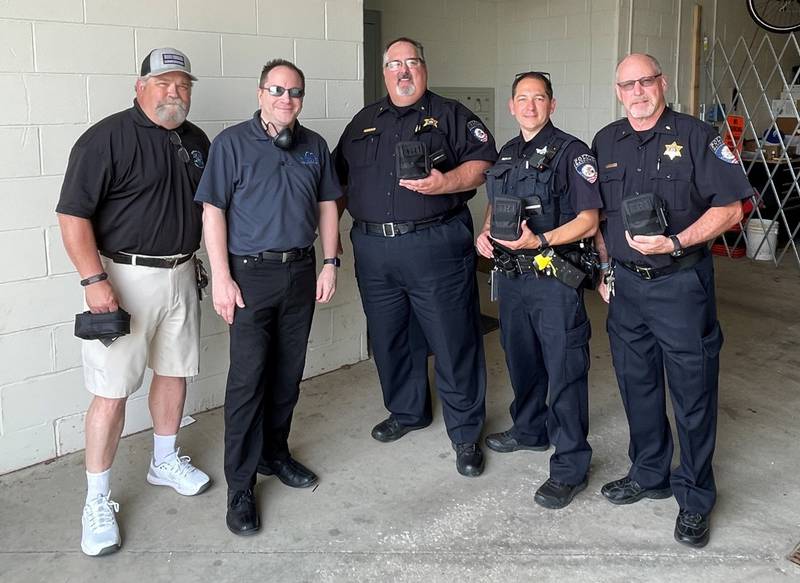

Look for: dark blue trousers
[498,273,592,485]
[607,252,722,515]
[223,254,316,492]
[350,208,486,443]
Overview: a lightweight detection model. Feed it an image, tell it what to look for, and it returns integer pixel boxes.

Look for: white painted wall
[0,0,368,475]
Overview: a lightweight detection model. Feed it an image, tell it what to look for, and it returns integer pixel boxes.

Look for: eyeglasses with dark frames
[616,73,662,91]
[169,131,190,164]
[261,85,305,99]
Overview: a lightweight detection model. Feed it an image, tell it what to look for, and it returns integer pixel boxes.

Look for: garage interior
[1,1,800,581]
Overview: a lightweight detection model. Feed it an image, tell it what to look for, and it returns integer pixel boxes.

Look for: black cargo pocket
[599,166,625,211]
[564,319,591,383]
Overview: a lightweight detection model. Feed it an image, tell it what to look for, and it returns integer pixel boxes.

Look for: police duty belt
[491,241,586,288]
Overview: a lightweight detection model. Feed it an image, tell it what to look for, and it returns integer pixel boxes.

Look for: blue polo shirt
[195,111,343,255]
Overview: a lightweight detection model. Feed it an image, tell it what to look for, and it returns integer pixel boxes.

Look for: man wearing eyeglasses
[475,72,601,509]
[333,37,497,477]
[592,53,752,548]
[56,47,211,556]
[195,59,342,536]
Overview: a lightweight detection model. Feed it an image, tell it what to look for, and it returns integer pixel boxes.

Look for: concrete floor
[2,257,800,582]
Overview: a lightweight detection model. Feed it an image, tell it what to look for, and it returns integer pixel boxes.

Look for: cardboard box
[776,116,799,134]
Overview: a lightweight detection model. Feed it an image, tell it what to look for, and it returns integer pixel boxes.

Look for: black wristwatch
[669,235,684,257]
[323,257,341,267]
[537,233,550,249]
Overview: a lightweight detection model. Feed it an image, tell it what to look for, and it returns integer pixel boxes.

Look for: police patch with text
[573,154,598,183]
[709,136,739,164]
[467,119,489,143]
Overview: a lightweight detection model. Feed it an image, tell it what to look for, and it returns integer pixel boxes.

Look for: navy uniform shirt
[194,112,343,255]
[487,121,602,221]
[57,100,209,255]
[333,90,498,222]
[592,108,753,267]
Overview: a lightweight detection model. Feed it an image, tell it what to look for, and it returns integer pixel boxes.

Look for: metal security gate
[706,30,800,267]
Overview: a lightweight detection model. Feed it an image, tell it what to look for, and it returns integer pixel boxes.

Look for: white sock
[86,469,111,503]
[153,433,177,466]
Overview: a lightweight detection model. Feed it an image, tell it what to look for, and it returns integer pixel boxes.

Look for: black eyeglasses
[616,73,662,91]
[515,71,550,80]
[262,85,305,98]
[169,131,190,164]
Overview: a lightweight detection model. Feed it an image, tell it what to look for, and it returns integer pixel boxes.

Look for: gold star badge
[663,141,683,160]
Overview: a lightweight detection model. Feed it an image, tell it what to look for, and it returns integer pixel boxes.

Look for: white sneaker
[81,493,121,556]
[146,448,211,496]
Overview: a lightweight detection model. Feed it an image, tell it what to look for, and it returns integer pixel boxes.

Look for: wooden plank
[689,4,702,116]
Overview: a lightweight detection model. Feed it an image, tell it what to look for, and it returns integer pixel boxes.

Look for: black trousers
[350,207,486,443]
[607,252,722,515]
[223,254,316,492]
[498,273,592,485]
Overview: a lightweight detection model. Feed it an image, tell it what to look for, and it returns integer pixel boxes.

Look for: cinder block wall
[0,0,367,475]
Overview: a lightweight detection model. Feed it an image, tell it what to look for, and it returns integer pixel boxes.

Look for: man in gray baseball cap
[57,47,211,556]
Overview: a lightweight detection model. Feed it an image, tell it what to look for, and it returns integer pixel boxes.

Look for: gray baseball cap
[140,47,197,81]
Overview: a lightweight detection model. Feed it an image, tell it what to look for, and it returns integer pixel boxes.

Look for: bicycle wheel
[748,0,800,33]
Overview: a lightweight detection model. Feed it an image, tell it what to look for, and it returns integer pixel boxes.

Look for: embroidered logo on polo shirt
[299,151,319,165]
[190,150,205,169]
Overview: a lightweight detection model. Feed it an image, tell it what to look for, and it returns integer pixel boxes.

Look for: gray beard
[155,102,188,125]
[396,82,416,97]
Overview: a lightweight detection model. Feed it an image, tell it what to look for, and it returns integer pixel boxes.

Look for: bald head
[615,53,668,129]
[615,53,663,81]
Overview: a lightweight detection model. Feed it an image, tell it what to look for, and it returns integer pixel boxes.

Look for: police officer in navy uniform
[592,54,752,547]
[333,37,497,477]
[475,72,601,508]
[195,59,342,535]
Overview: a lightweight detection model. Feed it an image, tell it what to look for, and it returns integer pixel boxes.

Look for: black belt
[618,248,706,280]
[101,251,193,269]
[354,206,464,237]
[232,246,313,264]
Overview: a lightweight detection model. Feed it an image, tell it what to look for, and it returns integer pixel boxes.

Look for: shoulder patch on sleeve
[709,136,739,164]
[573,153,598,184]
[467,119,489,143]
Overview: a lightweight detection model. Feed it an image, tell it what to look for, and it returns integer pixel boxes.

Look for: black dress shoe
[534,477,588,509]
[484,430,550,453]
[371,416,430,443]
[257,457,318,488]
[674,509,710,548]
[601,476,672,505]
[453,442,485,477]
[226,489,260,536]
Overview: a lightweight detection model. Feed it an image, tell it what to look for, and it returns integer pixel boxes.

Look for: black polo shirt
[57,99,209,255]
[333,90,498,223]
[194,112,343,255]
[592,108,753,267]
[488,121,602,216]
